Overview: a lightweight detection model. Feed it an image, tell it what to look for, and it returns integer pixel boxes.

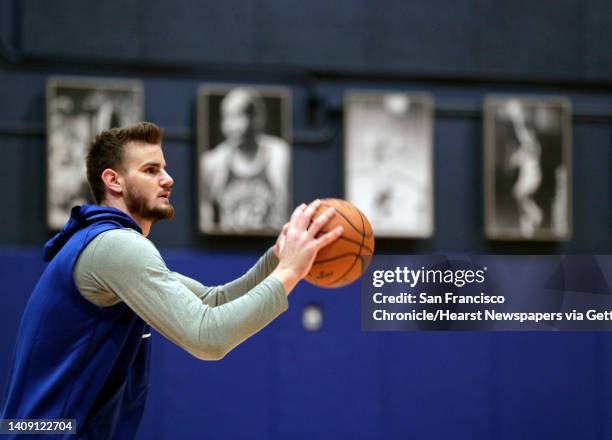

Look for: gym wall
[1,1,611,439]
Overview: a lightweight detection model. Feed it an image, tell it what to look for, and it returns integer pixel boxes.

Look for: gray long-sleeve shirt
[73,228,287,360]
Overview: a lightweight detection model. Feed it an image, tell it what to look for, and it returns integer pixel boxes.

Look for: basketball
[306,198,375,288]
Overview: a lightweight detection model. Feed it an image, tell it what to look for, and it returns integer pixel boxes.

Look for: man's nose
[160,169,174,187]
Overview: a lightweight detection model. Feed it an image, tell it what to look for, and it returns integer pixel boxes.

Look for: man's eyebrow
[139,161,166,168]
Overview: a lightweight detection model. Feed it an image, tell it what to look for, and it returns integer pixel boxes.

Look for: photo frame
[484,95,572,241]
[344,91,434,238]
[197,84,292,235]
[46,77,143,230]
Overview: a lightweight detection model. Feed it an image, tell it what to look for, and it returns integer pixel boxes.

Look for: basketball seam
[319,235,373,254]
[323,207,368,287]
[321,201,370,236]
[310,252,365,265]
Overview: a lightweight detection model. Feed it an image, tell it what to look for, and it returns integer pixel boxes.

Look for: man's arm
[171,247,279,306]
[74,229,287,360]
[74,199,342,360]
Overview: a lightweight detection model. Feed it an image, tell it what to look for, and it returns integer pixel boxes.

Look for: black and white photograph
[484,96,572,241]
[344,91,434,238]
[197,85,292,235]
[46,77,143,230]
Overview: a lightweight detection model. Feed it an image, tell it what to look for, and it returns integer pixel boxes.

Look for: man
[47,95,92,228]
[1,122,341,439]
[505,99,543,238]
[200,87,290,233]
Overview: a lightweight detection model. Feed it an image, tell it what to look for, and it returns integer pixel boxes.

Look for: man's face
[221,97,257,141]
[120,142,175,221]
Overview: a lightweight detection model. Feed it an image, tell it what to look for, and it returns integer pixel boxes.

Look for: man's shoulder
[86,228,156,259]
[94,227,145,241]
[258,134,290,168]
[258,134,289,151]
[203,141,233,162]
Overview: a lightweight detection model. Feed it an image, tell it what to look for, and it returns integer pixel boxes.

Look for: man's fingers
[278,234,286,251]
[289,203,307,228]
[307,207,336,238]
[296,199,321,230]
[280,222,289,236]
[314,225,343,250]
[291,204,306,218]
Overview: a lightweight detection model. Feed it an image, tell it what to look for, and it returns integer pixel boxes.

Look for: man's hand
[273,222,289,259]
[271,200,343,295]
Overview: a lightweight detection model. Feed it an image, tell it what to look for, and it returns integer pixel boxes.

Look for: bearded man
[1,122,341,439]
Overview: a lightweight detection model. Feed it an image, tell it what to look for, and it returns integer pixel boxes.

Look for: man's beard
[125,186,175,222]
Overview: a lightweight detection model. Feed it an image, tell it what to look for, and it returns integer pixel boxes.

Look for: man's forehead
[123,141,165,165]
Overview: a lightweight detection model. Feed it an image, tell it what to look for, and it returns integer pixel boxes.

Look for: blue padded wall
[2,1,612,438]
[1,250,611,439]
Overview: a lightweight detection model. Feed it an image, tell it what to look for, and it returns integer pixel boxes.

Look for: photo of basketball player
[344,91,434,238]
[47,77,143,230]
[197,85,292,235]
[484,96,572,240]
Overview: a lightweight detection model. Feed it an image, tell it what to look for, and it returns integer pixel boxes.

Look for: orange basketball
[305,198,375,288]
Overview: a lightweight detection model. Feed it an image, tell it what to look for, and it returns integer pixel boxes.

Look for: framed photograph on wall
[344,91,434,238]
[484,96,572,241]
[46,77,143,230]
[197,84,292,235]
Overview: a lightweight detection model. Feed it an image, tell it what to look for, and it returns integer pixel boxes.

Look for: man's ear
[101,168,123,196]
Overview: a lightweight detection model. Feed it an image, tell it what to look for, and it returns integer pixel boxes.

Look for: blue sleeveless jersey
[1,205,152,439]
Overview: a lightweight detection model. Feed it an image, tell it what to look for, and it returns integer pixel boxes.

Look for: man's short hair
[86,122,163,203]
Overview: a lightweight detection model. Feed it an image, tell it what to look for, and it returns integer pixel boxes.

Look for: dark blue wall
[2,250,611,440]
[1,1,612,439]
[2,0,612,252]
[15,0,612,82]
